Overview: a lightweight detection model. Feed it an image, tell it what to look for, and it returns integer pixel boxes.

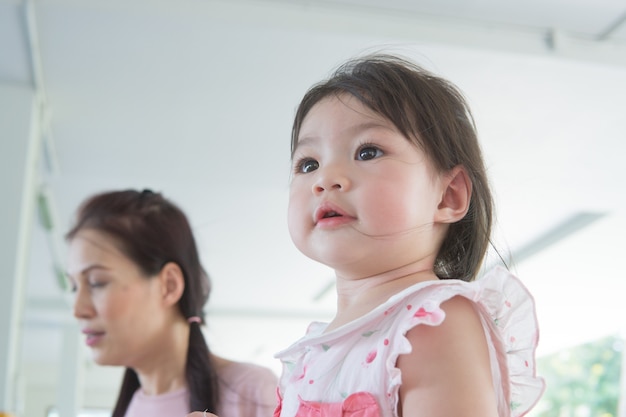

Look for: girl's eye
[296,158,319,173]
[357,146,383,161]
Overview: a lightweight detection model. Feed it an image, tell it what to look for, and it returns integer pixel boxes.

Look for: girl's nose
[312,165,351,194]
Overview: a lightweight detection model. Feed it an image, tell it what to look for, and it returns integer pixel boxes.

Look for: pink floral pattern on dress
[274,392,381,417]
[412,301,445,325]
[364,350,377,364]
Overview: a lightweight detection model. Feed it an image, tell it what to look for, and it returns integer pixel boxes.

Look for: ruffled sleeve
[474,266,546,416]
[387,266,545,417]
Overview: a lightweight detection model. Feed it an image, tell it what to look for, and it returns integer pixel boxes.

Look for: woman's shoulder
[213,355,278,410]
[215,356,278,386]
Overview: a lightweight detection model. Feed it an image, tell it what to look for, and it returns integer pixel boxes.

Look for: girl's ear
[158,262,185,307]
[435,165,472,224]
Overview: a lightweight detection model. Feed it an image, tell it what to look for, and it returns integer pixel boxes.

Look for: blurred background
[1,0,625,416]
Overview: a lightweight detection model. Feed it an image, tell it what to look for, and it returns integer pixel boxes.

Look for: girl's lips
[316,215,354,229]
[314,201,354,228]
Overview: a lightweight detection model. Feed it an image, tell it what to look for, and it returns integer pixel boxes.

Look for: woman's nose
[73,286,95,319]
[312,164,351,194]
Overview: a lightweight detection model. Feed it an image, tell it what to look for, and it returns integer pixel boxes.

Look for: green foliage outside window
[528,335,623,417]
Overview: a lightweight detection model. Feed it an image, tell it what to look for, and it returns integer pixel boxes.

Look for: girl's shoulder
[397,294,501,417]
[391,266,545,417]
[385,266,539,329]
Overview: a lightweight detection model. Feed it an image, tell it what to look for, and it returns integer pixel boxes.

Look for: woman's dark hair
[291,54,494,281]
[65,189,220,414]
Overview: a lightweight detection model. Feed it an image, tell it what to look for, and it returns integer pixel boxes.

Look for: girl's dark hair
[291,54,494,281]
[65,189,220,414]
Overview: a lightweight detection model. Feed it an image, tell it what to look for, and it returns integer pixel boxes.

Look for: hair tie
[187,316,202,324]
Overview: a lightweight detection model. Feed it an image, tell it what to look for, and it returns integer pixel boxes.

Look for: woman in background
[65,189,277,417]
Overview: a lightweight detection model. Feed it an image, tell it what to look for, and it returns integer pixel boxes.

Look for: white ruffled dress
[274,267,545,417]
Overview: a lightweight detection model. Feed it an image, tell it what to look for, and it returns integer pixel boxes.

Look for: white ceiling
[2,0,626,392]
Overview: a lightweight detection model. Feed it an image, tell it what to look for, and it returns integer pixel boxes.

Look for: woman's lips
[82,329,105,347]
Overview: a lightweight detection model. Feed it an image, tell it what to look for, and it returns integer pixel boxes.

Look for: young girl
[274,54,545,417]
[66,189,277,417]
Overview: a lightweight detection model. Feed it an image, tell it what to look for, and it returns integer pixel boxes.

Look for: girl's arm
[397,296,499,417]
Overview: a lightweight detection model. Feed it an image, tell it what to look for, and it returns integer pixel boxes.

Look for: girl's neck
[328,260,438,332]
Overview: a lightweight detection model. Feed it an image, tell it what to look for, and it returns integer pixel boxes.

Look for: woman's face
[67,229,170,368]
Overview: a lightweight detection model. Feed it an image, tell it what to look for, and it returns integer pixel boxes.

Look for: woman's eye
[357,146,383,161]
[297,159,319,173]
[87,277,107,289]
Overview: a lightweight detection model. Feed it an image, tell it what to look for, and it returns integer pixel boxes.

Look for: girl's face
[67,229,171,368]
[288,95,450,277]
